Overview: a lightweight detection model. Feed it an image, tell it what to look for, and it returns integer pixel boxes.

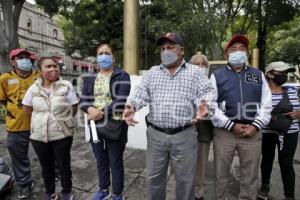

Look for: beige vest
[30,78,75,142]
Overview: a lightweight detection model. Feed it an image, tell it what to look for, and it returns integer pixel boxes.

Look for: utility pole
[123,0,139,75]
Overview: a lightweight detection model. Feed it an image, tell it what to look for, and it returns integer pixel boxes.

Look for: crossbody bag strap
[282,89,289,101]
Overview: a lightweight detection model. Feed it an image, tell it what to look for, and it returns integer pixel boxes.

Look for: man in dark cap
[122,32,215,200]
[210,35,272,199]
[0,48,39,199]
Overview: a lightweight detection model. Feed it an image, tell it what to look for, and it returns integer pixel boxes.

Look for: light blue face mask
[16,58,32,71]
[228,51,247,68]
[161,50,178,67]
[97,55,113,69]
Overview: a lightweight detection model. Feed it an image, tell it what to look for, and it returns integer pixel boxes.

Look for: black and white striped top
[262,86,300,134]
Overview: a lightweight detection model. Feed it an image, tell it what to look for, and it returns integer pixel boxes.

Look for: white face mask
[228,51,247,68]
[161,50,178,67]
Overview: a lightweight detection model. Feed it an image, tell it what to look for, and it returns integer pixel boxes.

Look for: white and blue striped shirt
[262,86,300,134]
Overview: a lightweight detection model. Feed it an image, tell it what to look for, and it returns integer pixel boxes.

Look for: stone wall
[17,2,72,70]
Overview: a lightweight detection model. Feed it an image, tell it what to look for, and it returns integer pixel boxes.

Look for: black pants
[260,132,298,198]
[31,137,73,194]
[6,131,32,187]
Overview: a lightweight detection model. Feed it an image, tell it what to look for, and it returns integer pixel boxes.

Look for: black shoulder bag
[96,118,123,141]
[268,90,293,133]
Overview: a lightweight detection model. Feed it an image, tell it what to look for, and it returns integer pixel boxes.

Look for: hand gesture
[285,111,300,120]
[122,103,138,126]
[192,101,209,123]
[87,107,104,121]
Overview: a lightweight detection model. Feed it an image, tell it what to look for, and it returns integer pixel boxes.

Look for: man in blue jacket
[210,35,272,200]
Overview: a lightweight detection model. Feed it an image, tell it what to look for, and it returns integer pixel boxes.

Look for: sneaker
[46,193,58,200]
[92,189,111,200]
[257,183,270,199]
[112,195,125,200]
[62,192,74,200]
[17,182,33,199]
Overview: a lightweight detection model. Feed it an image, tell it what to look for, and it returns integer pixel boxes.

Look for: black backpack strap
[282,89,290,101]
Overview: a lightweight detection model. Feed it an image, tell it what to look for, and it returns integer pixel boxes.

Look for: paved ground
[0,123,300,200]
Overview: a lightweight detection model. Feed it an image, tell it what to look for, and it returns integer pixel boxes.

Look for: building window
[53,29,58,38]
[27,19,32,32]
[73,64,78,72]
[81,66,88,72]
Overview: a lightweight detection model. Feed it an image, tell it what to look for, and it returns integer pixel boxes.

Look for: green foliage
[34,0,300,71]
[59,0,123,64]
[267,16,300,65]
[36,0,123,64]
[139,0,235,69]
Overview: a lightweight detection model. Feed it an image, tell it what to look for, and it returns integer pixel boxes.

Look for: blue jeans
[91,138,126,195]
[6,131,32,187]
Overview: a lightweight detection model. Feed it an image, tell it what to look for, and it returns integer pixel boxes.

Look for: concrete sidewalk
[0,127,300,200]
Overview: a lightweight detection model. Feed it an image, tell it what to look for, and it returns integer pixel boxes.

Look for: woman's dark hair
[96,42,114,55]
[37,57,57,69]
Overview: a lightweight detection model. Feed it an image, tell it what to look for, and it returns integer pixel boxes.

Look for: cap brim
[276,66,296,73]
[10,50,31,60]
[157,36,177,46]
[225,35,249,51]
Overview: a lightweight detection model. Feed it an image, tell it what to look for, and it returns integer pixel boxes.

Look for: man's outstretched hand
[192,101,209,123]
[122,103,138,126]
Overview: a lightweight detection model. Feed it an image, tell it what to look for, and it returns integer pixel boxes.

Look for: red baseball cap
[225,35,249,52]
[29,53,38,61]
[9,48,35,60]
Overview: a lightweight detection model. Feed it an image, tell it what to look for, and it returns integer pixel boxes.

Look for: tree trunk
[0,52,11,73]
[257,25,267,72]
[0,0,25,73]
[256,0,271,72]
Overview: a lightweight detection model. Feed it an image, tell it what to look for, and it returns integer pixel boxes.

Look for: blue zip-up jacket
[80,67,131,116]
[210,65,272,131]
[79,67,131,141]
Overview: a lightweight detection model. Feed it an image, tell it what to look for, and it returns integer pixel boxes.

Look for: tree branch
[0,1,6,48]
[12,0,25,48]
[0,0,13,50]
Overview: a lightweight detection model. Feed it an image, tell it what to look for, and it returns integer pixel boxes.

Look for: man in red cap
[0,48,39,199]
[210,35,272,199]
